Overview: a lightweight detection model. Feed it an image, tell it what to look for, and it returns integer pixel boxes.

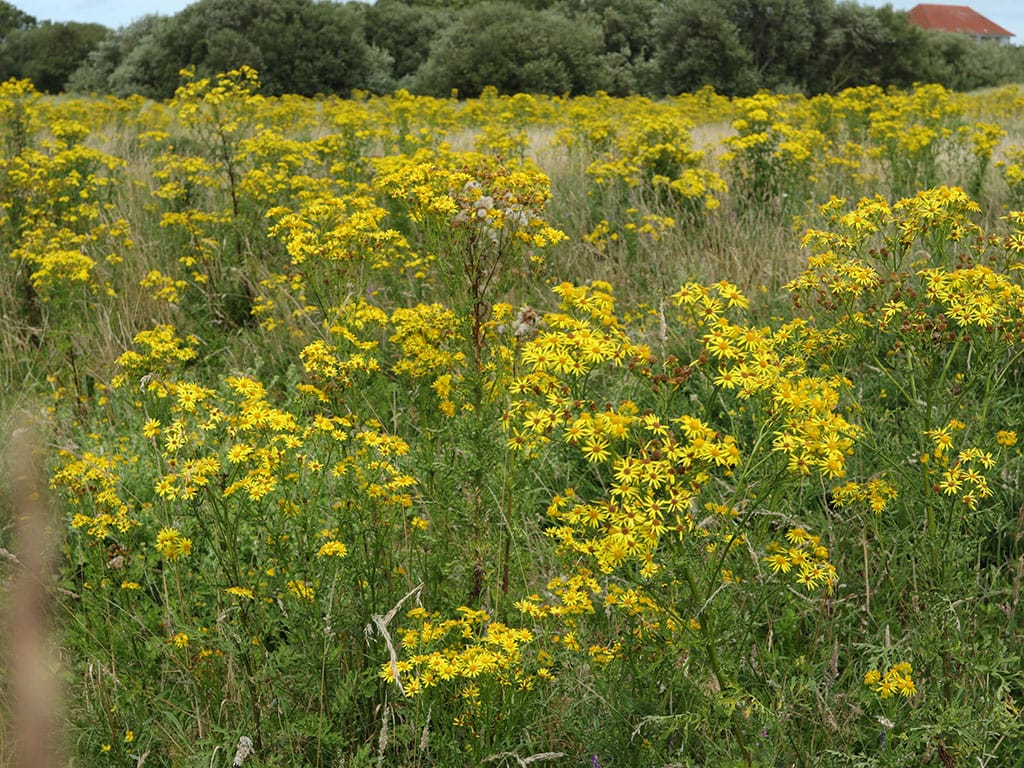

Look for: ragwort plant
[382,192,1024,766]
[499,279,864,766]
[785,186,1024,763]
[379,277,856,764]
[53,321,429,764]
[0,79,131,400]
[6,74,1024,768]
[720,91,828,209]
[49,130,571,765]
[581,101,727,227]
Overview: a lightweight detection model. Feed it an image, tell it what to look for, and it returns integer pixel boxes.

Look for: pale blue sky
[12,0,1023,41]
[17,1,193,27]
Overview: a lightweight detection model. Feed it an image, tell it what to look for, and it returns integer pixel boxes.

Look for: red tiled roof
[908,4,1014,38]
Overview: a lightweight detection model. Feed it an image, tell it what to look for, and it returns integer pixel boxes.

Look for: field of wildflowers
[2,69,1024,767]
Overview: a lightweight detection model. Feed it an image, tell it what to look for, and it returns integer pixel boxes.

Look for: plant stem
[680,560,752,767]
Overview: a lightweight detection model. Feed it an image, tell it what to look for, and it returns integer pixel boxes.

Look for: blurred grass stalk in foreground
[3,419,61,768]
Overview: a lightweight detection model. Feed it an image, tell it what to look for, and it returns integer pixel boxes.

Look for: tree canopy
[0,0,1019,97]
[0,20,106,93]
[412,2,604,96]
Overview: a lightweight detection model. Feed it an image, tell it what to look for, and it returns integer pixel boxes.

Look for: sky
[10,0,1024,41]
[15,1,192,28]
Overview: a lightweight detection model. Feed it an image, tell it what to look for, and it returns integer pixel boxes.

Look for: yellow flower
[316,540,349,558]
[765,554,791,573]
[581,435,611,463]
[155,527,192,560]
[786,527,809,544]
[866,661,917,699]
[897,676,917,697]
[287,580,314,602]
[997,430,1017,447]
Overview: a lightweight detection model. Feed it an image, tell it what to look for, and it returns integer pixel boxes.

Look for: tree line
[0,0,1022,98]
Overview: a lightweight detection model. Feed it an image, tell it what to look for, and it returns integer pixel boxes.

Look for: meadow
[1,69,1024,767]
